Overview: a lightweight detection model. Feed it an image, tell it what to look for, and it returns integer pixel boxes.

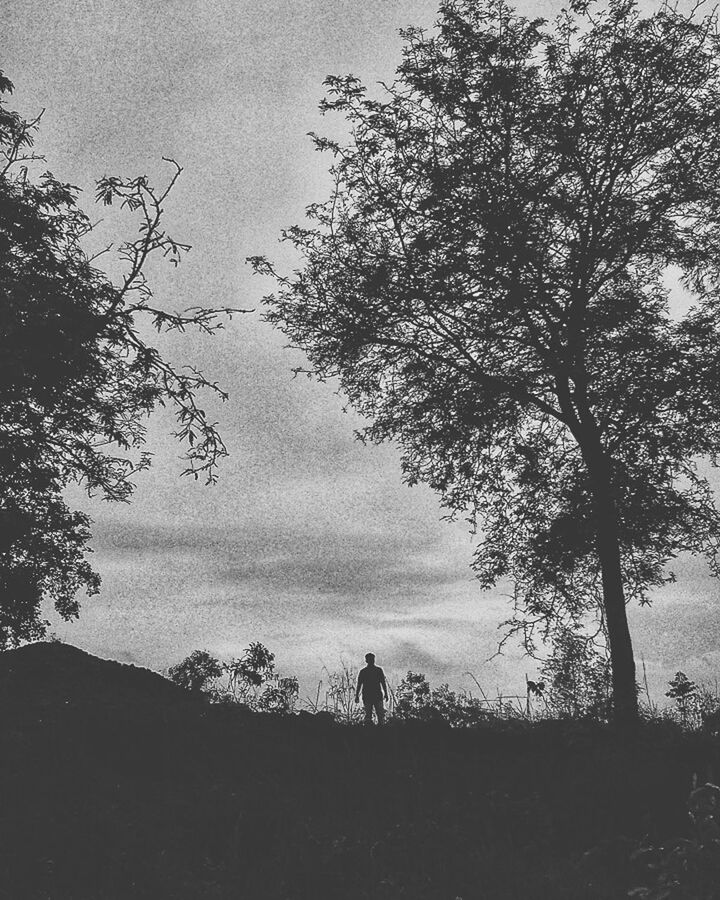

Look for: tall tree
[252,0,720,726]
[0,73,240,646]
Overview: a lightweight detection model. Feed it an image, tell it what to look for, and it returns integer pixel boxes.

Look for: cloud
[89,511,477,597]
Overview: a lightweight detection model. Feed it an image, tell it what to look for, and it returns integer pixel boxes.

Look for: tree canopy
[0,73,238,646]
[253,0,720,725]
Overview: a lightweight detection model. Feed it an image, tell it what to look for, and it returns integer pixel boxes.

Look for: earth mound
[0,640,187,709]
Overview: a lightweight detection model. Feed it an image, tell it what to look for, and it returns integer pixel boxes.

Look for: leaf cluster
[394,670,491,726]
[0,74,241,645]
[168,643,300,714]
[253,0,720,643]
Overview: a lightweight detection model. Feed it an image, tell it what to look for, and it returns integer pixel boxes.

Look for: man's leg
[374,698,385,725]
[363,698,374,725]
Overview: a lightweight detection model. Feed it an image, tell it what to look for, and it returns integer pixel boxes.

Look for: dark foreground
[0,643,718,900]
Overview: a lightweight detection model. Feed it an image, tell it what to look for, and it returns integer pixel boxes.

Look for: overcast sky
[5,0,718,702]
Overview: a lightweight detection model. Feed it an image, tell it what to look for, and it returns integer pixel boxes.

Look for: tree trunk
[582,441,639,729]
[593,485,638,728]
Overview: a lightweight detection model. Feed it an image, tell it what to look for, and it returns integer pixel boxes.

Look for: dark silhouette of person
[355,652,388,725]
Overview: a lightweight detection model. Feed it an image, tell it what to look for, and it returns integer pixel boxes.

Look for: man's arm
[355,669,363,703]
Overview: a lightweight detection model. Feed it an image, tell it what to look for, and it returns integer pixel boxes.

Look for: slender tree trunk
[582,441,639,729]
[559,374,639,728]
[593,482,638,728]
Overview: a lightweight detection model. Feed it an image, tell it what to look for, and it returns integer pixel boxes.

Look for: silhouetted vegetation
[6,0,720,895]
[167,643,300,712]
[253,0,720,727]
[2,641,720,899]
[0,72,240,648]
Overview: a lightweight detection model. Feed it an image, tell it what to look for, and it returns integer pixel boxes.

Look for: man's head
[365,652,375,665]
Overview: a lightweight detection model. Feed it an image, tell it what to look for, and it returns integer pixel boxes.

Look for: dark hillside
[0,641,187,707]
[0,643,718,899]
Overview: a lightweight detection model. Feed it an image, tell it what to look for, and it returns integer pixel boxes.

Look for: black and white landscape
[3,1,720,897]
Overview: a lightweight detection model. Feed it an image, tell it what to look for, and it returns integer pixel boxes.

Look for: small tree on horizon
[252,0,720,727]
[167,649,225,693]
[167,644,299,712]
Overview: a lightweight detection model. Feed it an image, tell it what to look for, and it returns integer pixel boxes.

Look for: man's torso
[359,665,385,700]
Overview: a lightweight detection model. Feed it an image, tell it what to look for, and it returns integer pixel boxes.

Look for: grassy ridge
[0,643,717,899]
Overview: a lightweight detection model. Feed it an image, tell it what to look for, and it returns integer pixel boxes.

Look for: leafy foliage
[540,629,611,719]
[168,643,299,713]
[0,72,241,646]
[256,675,300,714]
[252,0,720,723]
[666,671,698,704]
[167,649,224,693]
[225,641,276,696]
[662,671,720,732]
[394,671,491,726]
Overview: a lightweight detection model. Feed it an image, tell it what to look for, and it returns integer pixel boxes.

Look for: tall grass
[167,645,720,734]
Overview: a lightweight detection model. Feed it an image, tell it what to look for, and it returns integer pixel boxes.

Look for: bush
[167,650,224,693]
[540,630,611,720]
[167,643,299,713]
[393,671,490,727]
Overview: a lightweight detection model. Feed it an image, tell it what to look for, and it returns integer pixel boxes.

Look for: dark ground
[0,642,717,899]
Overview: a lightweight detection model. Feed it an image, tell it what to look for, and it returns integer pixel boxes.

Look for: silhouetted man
[355,652,388,725]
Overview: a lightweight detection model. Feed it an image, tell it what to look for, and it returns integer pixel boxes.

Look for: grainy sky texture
[5,0,718,700]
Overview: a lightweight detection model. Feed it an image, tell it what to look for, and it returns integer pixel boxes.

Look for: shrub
[540,630,611,720]
[167,650,223,693]
[167,643,298,713]
[665,671,702,730]
[393,671,490,727]
[257,675,300,714]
